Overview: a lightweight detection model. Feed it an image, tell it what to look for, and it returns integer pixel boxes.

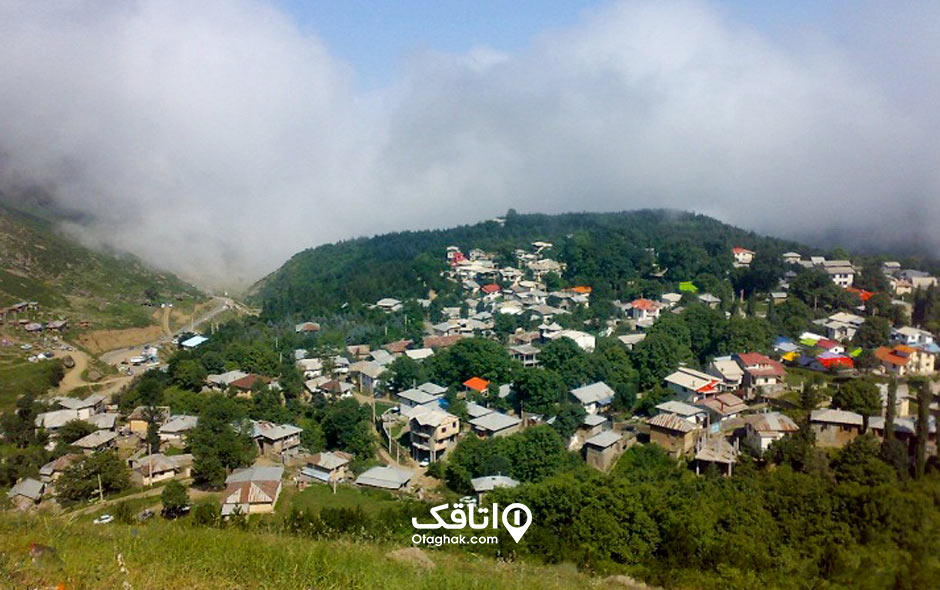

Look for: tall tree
[913,378,930,479]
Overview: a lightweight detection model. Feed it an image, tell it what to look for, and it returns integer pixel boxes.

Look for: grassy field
[0,514,620,590]
[0,356,63,413]
[276,483,403,517]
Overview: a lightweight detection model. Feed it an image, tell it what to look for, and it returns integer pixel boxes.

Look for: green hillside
[0,514,626,590]
[251,209,809,319]
[0,199,202,329]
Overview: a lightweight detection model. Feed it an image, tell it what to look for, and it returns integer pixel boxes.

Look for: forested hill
[252,209,810,319]
[0,196,202,325]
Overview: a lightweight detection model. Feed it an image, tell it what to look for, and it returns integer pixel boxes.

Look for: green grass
[277,483,402,517]
[375,401,396,415]
[0,357,63,413]
[0,514,608,590]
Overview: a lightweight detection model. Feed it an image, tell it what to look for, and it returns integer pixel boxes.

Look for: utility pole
[97,473,104,504]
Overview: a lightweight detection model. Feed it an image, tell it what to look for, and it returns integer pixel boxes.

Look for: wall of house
[811,423,860,448]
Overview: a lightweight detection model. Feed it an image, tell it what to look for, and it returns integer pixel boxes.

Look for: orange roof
[846,288,874,301]
[570,286,593,294]
[732,247,754,254]
[463,377,490,392]
[874,345,916,367]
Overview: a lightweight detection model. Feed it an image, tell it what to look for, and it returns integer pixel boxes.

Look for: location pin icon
[501,503,532,543]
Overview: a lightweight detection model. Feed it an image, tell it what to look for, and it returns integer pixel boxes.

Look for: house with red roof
[480,283,501,295]
[846,287,874,302]
[816,339,845,354]
[734,353,786,397]
[229,374,273,395]
[627,298,663,322]
[816,352,854,371]
[732,247,755,267]
[874,345,935,376]
[463,377,490,394]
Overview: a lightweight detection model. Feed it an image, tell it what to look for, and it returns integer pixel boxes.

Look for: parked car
[459,496,477,505]
[93,514,114,525]
[418,459,429,468]
[138,509,155,521]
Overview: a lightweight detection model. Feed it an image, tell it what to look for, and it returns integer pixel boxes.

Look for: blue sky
[275,0,836,88]
[276,0,598,87]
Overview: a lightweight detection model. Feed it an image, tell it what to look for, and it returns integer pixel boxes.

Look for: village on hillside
[5,238,940,523]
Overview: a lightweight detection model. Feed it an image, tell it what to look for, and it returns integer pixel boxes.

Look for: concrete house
[891,326,935,348]
[509,344,541,367]
[654,400,707,426]
[408,407,460,462]
[72,429,118,454]
[301,451,353,484]
[694,437,738,476]
[874,345,935,376]
[222,466,284,516]
[648,413,700,457]
[158,415,199,446]
[129,453,193,486]
[7,478,44,510]
[251,421,302,456]
[355,465,413,491]
[569,382,615,414]
[664,367,722,402]
[744,412,799,455]
[696,393,748,428]
[734,353,786,397]
[469,411,522,438]
[706,357,745,391]
[471,475,519,499]
[39,453,82,483]
[583,430,628,471]
[55,394,106,420]
[810,409,863,448]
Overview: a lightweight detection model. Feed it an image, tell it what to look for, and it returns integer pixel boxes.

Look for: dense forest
[252,209,808,318]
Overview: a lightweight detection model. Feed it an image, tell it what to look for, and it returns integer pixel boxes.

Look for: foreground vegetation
[0,514,610,590]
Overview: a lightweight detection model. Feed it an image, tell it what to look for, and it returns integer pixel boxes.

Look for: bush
[114,500,135,525]
[191,498,221,527]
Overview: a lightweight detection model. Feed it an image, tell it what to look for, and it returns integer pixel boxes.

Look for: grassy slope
[0,352,62,413]
[0,515,613,590]
[0,200,202,329]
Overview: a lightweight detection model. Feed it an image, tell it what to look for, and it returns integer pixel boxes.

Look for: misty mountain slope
[251,209,810,319]
[0,199,201,328]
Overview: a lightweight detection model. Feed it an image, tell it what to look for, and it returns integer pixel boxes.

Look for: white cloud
[0,0,936,288]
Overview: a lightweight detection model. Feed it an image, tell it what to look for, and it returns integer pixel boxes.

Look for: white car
[459,495,478,505]
[20,344,32,350]
[93,514,114,525]
[418,459,429,468]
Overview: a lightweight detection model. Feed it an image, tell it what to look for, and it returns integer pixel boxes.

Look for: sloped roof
[810,409,863,426]
[356,466,413,489]
[585,430,623,449]
[695,437,738,465]
[746,412,799,433]
[655,400,705,417]
[463,377,490,392]
[251,421,302,441]
[648,412,697,434]
[7,478,44,501]
[72,429,117,449]
[471,475,519,492]
[160,415,199,434]
[469,412,521,433]
[226,465,284,484]
[308,451,353,470]
[570,382,615,405]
